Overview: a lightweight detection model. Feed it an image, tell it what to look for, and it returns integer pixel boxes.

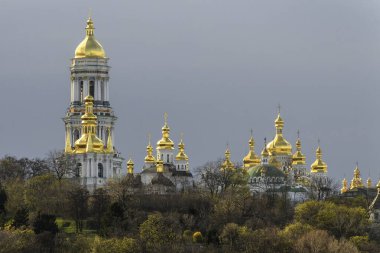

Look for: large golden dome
[74,17,106,58]
[266,113,292,155]
[156,113,175,150]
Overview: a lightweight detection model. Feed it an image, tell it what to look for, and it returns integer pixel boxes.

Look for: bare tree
[309,176,337,200]
[46,150,77,181]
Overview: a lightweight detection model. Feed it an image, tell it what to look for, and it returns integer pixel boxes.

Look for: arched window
[75,163,81,177]
[98,163,104,178]
[80,81,84,103]
[161,154,163,160]
[167,154,170,163]
[89,80,95,97]
[73,129,80,142]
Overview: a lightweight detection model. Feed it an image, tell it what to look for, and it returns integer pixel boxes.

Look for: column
[83,79,89,97]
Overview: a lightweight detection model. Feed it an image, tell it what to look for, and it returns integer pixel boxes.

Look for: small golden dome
[350,164,364,190]
[221,146,234,170]
[74,17,106,58]
[310,144,327,173]
[367,178,372,188]
[292,133,306,165]
[156,113,174,150]
[127,158,134,174]
[267,113,292,156]
[144,134,156,164]
[341,178,348,194]
[243,132,260,168]
[175,137,189,161]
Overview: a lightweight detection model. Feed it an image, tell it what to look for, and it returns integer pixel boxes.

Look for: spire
[292,130,306,165]
[105,128,114,153]
[145,133,156,165]
[157,112,174,150]
[175,133,189,161]
[341,178,348,194]
[86,16,95,37]
[127,158,134,174]
[65,127,72,153]
[367,178,372,188]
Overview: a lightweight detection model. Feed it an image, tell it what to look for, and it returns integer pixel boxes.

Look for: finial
[297,130,300,139]
[250,129,253,137]
[277,104,281,114]
[317,138,320,147]
[264,137,267,146]
[356,161,359,168]
[148,133,151,145]
[180,132,184,141]
[88,8,92,19]
[164,112,168,125]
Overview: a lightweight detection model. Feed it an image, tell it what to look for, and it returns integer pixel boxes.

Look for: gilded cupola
[266,110,292,156]
[144,134,156,165]
[127,158,134,174]
[74,17,106,58]
[175,134,189,161]
[243,130,260,168]
[350,164,364,190]
[73,96,105,154]
[156,113,175,150]
[341,178,348,194]
[310,143,328,173]
[292,131,306,165]
[367,178,372,188]
[221,145,235,170]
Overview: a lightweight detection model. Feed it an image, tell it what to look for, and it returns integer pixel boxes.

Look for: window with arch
[73,129,80,142]
[80,81,84,102]
[89,80,95,97]
[167,154,170,163]
[98,163,104,178]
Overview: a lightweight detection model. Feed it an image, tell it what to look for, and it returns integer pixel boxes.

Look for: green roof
[248,164,285,178]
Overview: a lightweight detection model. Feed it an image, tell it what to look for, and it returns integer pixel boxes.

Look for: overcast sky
[0,0,380,181]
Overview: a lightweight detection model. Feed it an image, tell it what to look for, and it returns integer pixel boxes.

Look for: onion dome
[74,17,106,58]
[144,134,156,164]
[127,159,134,174]
[243,131,260,168]
[157,113,174,150]
[292,131,306,165]
[73,96,105,153]
[341,178,348,194]
[221,145,235,170]
[175,135,189,161]
[310,144,328,173]
[266,112,292,156]
[367,178,373,188]
[350,164,364,189]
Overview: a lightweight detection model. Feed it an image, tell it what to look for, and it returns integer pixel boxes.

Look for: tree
[46,150,77,181]
[139,213,180,252]
[309,176,337,200]
[295,200,369,238]
[0,182,7,215]
[33,213,58,235]
[92,236,139,253]
[0,156,26,182]
[12,206,29,228]
[294,229,359,253]
[90,188,111,232]
[68,186,89,233]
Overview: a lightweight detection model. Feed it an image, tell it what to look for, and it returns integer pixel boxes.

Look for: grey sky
[0,0,380,180]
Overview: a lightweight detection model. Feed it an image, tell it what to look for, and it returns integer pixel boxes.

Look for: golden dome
[127,159,134,174]
[292,132,306,165]
[266,113,292,155]
[243,131,260,168]
[175,136,189,161]
[144,134,156,164]
[221,146,234,170]
[367,178,372,188]
[350,164,364,190]
[310,145,328,173]
[73,96,105,153]
[156,113,174,150]
[341,178,348,194]
[74,17,106,58]
[261,139,270,157]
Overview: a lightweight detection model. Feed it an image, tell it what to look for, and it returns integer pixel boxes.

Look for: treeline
[0,155,379,253]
